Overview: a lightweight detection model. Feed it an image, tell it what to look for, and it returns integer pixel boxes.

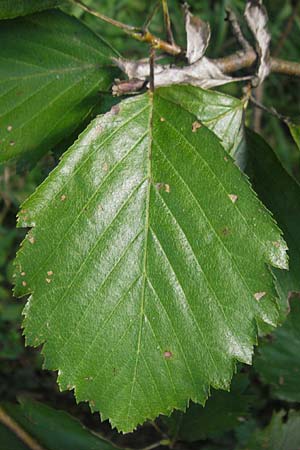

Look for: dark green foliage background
[1,0,300,449]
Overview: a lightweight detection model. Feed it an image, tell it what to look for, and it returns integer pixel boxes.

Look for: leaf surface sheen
[0,10,118,163]
[15,86,287,432]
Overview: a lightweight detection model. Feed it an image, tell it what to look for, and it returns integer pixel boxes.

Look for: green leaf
[14,86,287,432]
[0,424,28,450]
[0,398,116,450]
[0,0,62,19]
[246,129,300,318]
[0,10,118,164]
[157,85,245,158]
[254,297,300,402]
[288,122,300,152]
[162,373,252,442]
[241,410,300,450]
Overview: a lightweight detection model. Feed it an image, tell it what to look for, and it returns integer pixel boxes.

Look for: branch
[215,49,300,77]
[69,0,300,78]
[225,8,252,51]
[68,0,182,56]
[249,95,291,123]
[161,0,175,45]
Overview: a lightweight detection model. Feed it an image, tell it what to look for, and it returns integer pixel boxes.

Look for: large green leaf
[240,410,300,450]
[254,297,300,402]
[162,373,252,442]
[14,86,287,432]
[0,10,118,164]
[0,0,62,19]
[0,398,116,450]
[246,129,300,317]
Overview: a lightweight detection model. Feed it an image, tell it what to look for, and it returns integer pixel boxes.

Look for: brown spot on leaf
[222,227,230,236]
[103,162,109,172]
[111,105,120,115]
[273,241,281,248]
[46,278,51,284]
[60,194,67,202]
[9,140,15,146]
[156,183,171,193]
[28,237,35,244]
[192,121,201,132]
[228,194,238,203]
[22,281,27,287]
[164,351,173,359]
[21,271,26,276]
[7,125,13,132]
[160,117,166,122]
[254,291,266,301]
[224,156,229,162]
[47,271,53,276]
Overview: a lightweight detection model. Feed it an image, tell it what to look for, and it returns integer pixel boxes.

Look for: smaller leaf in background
[288,122,300,152]
[0,398,117,450]
[0,10,118,164]
[0,0,62,19]
[246,129,300,318]
[240,410,300,450]
[156,85,245,159]
[162,373,253,442]
[0,423,28,450]
[254,297,300,402]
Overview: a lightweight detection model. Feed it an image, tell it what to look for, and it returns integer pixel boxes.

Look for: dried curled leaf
[184,2,211,64]
[114,57,249,90]
[245,0,271,85]
[113,5,250,91]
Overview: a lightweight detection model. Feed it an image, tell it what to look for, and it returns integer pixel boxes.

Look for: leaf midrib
[126,92,153,423]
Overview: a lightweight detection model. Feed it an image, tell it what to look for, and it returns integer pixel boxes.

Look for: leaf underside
[14,86,287,432]
[0,10,117,163]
